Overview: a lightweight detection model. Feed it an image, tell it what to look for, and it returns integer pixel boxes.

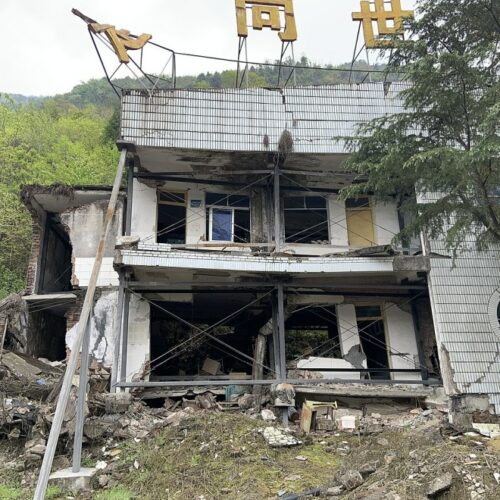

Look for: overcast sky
[1,0,416,96]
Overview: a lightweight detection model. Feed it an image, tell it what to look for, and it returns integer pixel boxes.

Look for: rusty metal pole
[33,147,128,500]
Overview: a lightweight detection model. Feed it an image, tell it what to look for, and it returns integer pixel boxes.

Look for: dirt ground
[1,406,500,500]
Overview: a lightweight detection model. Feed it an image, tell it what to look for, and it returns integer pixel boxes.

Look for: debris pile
[258,426,302,447]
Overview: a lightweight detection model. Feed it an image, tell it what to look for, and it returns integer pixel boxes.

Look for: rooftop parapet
[120,82,408,154]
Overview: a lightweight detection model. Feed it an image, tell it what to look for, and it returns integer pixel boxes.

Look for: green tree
[344,0,500,250]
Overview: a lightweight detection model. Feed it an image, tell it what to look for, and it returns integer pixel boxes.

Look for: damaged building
[8,82,500,416]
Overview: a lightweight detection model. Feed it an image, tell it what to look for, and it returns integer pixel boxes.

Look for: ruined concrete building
[12,82,500,415]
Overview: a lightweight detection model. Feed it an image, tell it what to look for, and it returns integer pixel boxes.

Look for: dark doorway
[356,306,390,380]
[38,214,72,293]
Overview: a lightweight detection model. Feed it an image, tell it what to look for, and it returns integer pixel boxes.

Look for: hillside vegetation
[0,58,383,299]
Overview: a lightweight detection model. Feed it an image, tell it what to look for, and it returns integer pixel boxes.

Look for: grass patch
[117,412,339,499]
[94,487,134,500]
[0,484,23,500]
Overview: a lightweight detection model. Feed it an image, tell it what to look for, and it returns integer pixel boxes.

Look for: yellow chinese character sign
[235,0,297,42]
[352,0,414,48]
[90,23,152,64]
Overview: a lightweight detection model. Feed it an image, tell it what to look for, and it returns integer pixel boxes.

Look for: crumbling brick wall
[65,293,84,331]
[24,207,44,296]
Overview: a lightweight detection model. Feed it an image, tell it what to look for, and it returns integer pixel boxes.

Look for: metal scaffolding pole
[34,147,128,500]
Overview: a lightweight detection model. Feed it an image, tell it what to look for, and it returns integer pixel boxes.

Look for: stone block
[49,467,97,492]
[103,393,132,414]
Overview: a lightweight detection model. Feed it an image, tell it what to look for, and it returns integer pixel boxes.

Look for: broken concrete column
[337,304,363,360]
[385,303,421,381]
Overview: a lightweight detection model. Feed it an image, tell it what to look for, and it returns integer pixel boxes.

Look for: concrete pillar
[328,195,348,249]
[373,201,400,246]
[186,187,206,244]
[131,180,157,241]
[385,304,421,381]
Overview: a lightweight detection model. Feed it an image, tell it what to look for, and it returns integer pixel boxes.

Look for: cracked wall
[65,290,118,367]
[428,241,500,413]
[60,199,123,288]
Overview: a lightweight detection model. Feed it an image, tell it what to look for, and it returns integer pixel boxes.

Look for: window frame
[156,190,187,245]
[205,192,251,243]
[283,195,330,244]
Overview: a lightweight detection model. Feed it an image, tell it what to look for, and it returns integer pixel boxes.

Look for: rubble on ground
[1,352,500,498]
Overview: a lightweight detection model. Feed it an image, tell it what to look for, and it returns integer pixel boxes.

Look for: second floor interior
[126,149,422,261]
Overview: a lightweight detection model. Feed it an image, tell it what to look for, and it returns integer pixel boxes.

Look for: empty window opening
[157,191,186,244]
[286,306,340,361]
[38,214,72,294]
[206,193,250,243]
[346,198,375,248]
[284,196,329,244]
[356,305,390,380]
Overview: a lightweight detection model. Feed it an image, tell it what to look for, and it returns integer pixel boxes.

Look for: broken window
[205,193,250,243]
[157,191,186,244]
[284,196,329,244]
[356,305,390,380]
[346,197,375,248]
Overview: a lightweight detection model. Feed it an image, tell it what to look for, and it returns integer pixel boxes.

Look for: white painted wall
[125,294,151,382]
[297,357,361,380]
[60,200,123,288]
[74,257,118,287]
[373,201,400,246]
[329,195,349,248]
[384,303,421,381]
[186,188,206,244]
[132,180,157,241]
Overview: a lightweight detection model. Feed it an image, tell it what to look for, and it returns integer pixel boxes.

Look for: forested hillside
[0,58,383,299]
[0,96,118,298]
